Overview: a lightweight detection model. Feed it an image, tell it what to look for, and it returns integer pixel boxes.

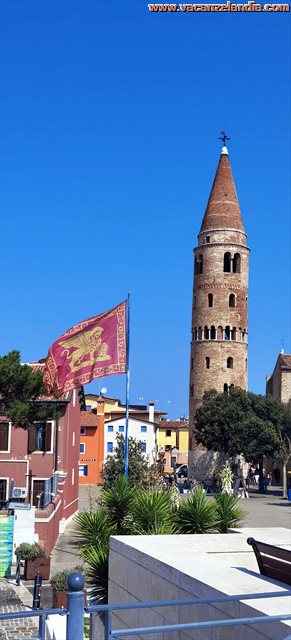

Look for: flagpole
[124,291,131,477]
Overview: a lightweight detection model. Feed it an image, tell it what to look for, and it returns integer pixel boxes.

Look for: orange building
[78,397,104,485]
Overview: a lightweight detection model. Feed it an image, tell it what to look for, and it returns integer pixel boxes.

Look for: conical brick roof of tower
[200,146,245,233]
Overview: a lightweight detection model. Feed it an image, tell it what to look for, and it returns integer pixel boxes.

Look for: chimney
[148,401,155,423]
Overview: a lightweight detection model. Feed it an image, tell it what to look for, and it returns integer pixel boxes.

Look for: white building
[104,415,157,464]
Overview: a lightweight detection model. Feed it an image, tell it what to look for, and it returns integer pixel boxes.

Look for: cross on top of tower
[219,130,230,147]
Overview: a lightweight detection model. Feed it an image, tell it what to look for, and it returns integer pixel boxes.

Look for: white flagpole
[124,291,131,477]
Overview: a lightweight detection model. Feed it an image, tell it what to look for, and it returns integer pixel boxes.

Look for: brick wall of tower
[189,149,249,478]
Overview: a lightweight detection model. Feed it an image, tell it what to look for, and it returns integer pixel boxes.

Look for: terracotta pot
[53,590,67,608]
[24,557,51,580]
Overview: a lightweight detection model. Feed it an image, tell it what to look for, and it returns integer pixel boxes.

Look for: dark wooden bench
[247,537,291,586]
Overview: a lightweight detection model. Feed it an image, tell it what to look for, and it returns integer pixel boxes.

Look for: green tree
[102,434,149,489]
[195,387,285,493]
[0,351,54,428]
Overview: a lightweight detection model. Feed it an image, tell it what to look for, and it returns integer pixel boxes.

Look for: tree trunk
[258,457,265,494]
[282,453,291,499]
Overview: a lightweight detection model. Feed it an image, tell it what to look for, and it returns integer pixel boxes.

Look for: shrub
[15,542,46,560]
[74,509,116,549]
[175,486,218,534]
[214,493,247,533]
[99,476,135,534]
[50,567,83,591]
[82,546,109,603]
[131,489,178,534]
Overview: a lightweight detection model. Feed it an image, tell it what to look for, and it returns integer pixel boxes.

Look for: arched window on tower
[206,357,210,369]
[231,327,237,340]
[224,326,231,340]
[229,294,235,307]
[224,252,231,273]
[210,325,216,340]
[227,357,233,369]
[195,254,203,274]
[204,326,210,340]
[198,326,203,340]
[233,253,241,273]
[208,293,213,307]
[217,325,223,340]
[194,328,198,340]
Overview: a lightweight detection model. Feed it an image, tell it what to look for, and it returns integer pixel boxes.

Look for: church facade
[189,144,249,471]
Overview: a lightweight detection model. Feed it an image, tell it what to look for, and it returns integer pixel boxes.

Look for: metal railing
[0,573,290,640]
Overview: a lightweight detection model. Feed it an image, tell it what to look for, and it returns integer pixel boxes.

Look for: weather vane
[219,130,230,146]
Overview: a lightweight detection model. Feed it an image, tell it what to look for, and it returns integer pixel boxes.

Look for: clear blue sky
[1,1,290,419]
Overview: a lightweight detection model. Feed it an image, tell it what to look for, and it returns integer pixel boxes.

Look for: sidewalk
[239,486,291,529]
[0,580,38,640]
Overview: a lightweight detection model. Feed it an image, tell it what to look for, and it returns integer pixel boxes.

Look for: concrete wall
[108,529,291,640]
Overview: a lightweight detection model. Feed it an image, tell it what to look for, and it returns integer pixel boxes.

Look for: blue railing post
[66,572,85,640]
[15,555,21,586]
[104,608,112,640]
[32,572,42,609]
[38,612,46,640]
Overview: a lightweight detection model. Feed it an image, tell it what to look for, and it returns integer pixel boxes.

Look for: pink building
[0,382,84,555]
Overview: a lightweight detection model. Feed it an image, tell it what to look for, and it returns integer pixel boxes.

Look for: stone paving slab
[0,581,38,640]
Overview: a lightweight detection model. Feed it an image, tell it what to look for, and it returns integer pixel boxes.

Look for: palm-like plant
[74,509,116,549]
[131,489,178,534]
[214,493,246,533]
[99,476,136,534]
[176,486,218,534]
[81,546,109,603]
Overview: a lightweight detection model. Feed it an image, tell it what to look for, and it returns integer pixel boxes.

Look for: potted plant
[50,567,85,608]
[15,542,50,580]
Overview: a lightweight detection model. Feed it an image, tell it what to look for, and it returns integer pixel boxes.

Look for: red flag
[43,301,127,396]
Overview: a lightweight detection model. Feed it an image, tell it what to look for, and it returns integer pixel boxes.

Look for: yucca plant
[131,489,178,534]
[175,486,218,534]
[74,509,116,549]
[82,546,109,603]
[169,483,181,510]
[99,476,136,534]
[214,493,247,533]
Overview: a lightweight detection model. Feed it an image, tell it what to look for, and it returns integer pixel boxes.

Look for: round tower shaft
[189,145,249,460]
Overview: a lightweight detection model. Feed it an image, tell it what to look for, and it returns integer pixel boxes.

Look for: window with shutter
[28,426,37,453]
[44,422,52,452]
[0,422,9,451]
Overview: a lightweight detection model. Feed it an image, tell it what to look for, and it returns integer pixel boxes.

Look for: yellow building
[157,421,189,474]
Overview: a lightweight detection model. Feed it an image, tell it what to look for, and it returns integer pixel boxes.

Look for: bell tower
[189,142,249,467]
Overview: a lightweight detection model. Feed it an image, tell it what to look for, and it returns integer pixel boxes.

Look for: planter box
[53,590,67,608]
[52,589,87,609]
[24,557,50,580]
